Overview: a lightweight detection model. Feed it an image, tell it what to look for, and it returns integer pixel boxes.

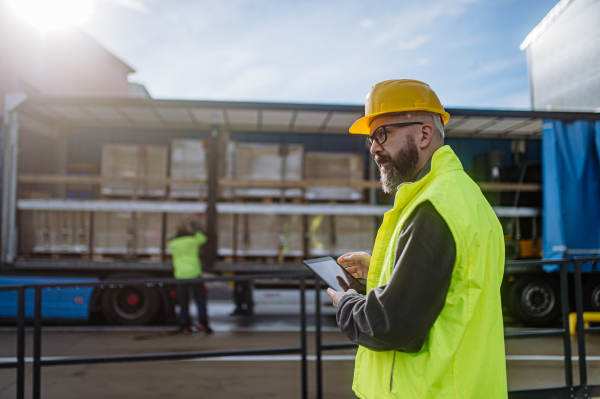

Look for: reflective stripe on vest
[352,146,507,399]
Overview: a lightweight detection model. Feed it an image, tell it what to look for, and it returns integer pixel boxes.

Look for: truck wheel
[584,279,600,311]
[509,276,560,326]
[101,285,160,325]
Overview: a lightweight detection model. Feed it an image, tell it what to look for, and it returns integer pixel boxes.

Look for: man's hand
[337,252,371,280]
[327,288,357,308]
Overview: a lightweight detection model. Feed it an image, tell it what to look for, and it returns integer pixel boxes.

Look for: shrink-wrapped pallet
[19,210,90,253]
[304,152,364,200]
[219,214,303,257]
[308,215,375,257]
[101,145,168,197]
[228,143,304,198]
[333,215,376,255]
[169,140,208,198]
[93,212,162,254]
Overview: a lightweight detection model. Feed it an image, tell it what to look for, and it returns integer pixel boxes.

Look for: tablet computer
[303,256,361,292]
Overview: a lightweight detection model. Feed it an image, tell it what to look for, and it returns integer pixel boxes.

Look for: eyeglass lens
[367,126,387,146]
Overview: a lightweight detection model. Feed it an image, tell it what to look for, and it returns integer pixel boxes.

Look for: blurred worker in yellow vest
[327,79,507,398]
[168,217,213,335]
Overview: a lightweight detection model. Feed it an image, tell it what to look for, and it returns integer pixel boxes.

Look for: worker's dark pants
[177,283,209,327]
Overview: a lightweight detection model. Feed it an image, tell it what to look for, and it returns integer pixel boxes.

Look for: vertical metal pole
[33,287,42,399]
[559,261,573,387]
[573,260,587,386]
[299,274,307,399]
[315,278,322,399]
[160,212,167,262]
[1,109,20,265]
[16,287,25,399]
[205,120,220,270]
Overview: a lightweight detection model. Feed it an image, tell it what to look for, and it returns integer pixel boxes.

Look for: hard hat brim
[349,108,451,135]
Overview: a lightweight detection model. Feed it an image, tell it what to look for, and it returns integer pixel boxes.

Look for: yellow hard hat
[349,79,450,135]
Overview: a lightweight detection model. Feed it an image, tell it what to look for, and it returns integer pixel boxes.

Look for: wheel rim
[521,281,555,317]
[111,287,150,321]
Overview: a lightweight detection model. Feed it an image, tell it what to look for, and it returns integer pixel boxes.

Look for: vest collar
[392,145,463,209]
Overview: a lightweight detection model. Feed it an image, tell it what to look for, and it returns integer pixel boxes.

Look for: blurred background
[1,0,600,397]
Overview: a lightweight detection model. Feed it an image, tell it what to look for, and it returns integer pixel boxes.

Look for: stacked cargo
[18,139,376,261]
[304,152,364,200]
[308,215,375,257]
[235,214,303,257]
[93,212,162,255]
[169,139,208,198]
[100,144,169,197]
[228,143,304,198]
[19,210,90,253]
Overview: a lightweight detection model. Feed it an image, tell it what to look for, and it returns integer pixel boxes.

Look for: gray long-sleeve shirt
[336,166,456,353]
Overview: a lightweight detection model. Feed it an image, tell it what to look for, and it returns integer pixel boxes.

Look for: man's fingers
[326,288,336,298]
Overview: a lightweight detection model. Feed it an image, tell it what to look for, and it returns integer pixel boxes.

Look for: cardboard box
[214,213,303,257]
[93,211,162,254]
[169,140,208,198]
[308,215,375,257]
[228,143,304,197]
[101,145,168,197]
[19,210,90,253]
[304,152,364,200]
[333,215,376,256]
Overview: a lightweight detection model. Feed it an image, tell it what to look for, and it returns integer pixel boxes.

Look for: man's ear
[419,123,435,149]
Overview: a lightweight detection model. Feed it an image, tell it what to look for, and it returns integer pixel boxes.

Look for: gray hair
[402,112,444,139]
[433,114,445,138]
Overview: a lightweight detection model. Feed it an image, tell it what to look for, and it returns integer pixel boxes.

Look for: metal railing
[3,257,600,398]
[0,272,312,399]
[312,257,600,399]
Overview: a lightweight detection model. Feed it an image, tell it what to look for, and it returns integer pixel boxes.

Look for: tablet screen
[303,256,355,292]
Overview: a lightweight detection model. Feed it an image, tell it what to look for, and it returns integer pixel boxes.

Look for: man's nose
[370,140,381,155]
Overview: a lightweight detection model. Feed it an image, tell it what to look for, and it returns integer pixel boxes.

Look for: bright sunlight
[8,0,93,32]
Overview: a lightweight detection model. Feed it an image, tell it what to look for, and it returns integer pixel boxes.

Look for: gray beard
[376,134,419,194]
[380,164,404,194]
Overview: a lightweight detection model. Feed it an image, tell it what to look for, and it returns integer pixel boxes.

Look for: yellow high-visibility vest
[352,146,507,399]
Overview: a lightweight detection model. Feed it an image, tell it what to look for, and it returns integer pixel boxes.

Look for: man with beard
[326,80,507,399]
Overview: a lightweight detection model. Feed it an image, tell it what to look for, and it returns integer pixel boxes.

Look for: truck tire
[584,278,600,311]
[101,283,160,326]
[509,276,560,326]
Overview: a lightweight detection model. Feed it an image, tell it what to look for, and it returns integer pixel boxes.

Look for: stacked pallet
[228,142,304,198]
[18,140,376,260]
[101,144,169,197]
[19,210,90,254]
[170,139,208,198]
[308,215,375,257]
[93,212,162,255]
[304,152,364,200]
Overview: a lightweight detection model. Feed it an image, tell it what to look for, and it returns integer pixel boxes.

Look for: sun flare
[8,0,93,32]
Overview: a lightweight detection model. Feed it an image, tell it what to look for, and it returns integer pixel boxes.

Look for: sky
[78,0,558,109]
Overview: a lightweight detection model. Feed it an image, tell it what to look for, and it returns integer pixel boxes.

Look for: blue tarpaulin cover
[542,119,600,260]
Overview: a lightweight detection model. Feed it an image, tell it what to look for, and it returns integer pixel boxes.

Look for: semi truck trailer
[2,94,599,325]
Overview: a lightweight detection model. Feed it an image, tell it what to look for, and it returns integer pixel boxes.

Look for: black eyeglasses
[367,122,424,146]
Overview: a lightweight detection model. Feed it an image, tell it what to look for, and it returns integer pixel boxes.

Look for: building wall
[525,0,600,111]
[0,1,142,113]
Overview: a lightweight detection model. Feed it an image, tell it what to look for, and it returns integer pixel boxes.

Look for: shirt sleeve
[193,231,207,246]
[336,201,456,352]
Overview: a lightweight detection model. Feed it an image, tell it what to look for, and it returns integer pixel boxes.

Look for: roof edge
[520,0,574,51]
[19,96,600,120]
